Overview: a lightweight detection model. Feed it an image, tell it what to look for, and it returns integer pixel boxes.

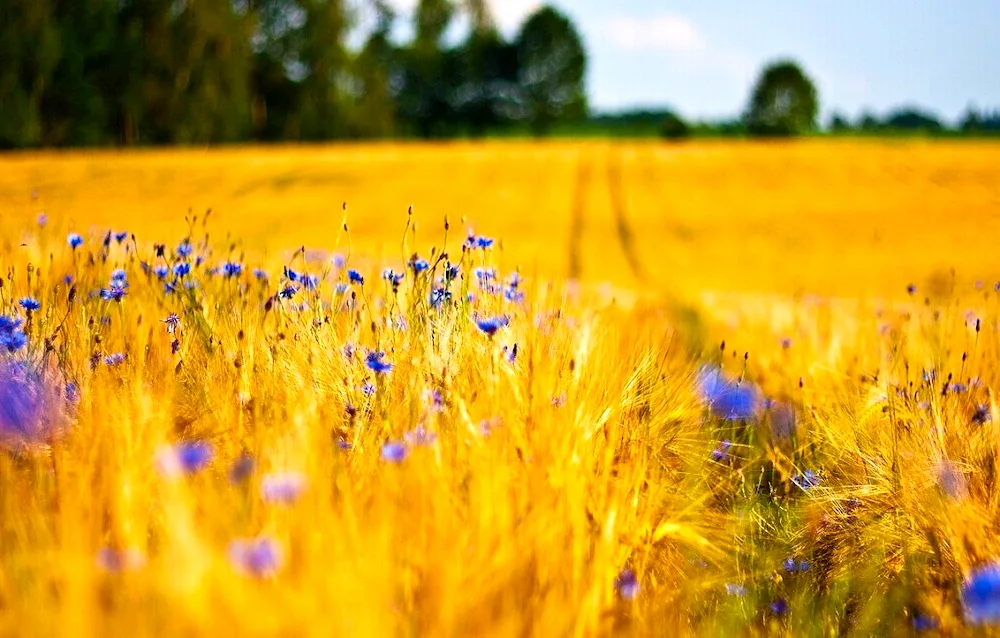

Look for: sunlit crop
[2,140,1000,635]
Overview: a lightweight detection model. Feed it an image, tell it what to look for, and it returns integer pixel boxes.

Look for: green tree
[169,0,254,143]
[351,0,399,137]
[827,111,851,134]
[659,112,690,140]
[396,0,459,137]
[39,0,119,146]
[744,60,818,137]
[514,6,587,136]
[0,0,61,147]
[296,0,351,140]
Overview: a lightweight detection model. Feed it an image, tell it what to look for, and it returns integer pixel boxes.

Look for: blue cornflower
[476,236,494,249]
[475,315,510,336]
[260,471,307,504]
[445,264,460,282]
[503,343,518,363]
[964,562,1000,625]
[362,382,376,396]
[153,265,169,279]
[711,440,731,462]
[161,313,180,334]
[114,231,129,244]
[100,285,128,302]
[104,353,125,366]
[334,282,349,295]
[110,268,127,286]
[615,569,640,600]
[474,267,496,282]
[156,441,213,476]
[504,286,525,303]
[0,359,67,450]
[283,267,300,282]
[67,233,83,249]
[0,330,27,353]
[253,268,268,281]
[279,285,298,300]
[695,366,761,421]
[173,262,191,278]
[176,240,193,258]
[37,213,47,227]
[332,254,346,269]
[18,297,40,312]
[770,599,789,616]
[302,274,319,290]
[783,557,810,573]
[430,288,452,308]
[381,441,407,463]
[0,316,22,333]
[912,615,939,631]
[222,262,243,278]
[409,258,430,275]
[382,269,405,286]
[366,351,394,374]
[348,269,364,285]
[792,470,821,491]
[229,536,282,578]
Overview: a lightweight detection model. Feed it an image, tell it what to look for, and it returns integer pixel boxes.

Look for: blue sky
[385,0,999,123]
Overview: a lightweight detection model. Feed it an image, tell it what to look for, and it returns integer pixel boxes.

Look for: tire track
[568,155,589,279]
[607,148,647,284]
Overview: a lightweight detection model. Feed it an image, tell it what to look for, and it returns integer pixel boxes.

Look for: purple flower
[18,297,40,312]
[348,269,364,285]
[153,265,169,279]
[301,274,320,290]
[711,440,732,462]
[366,351,394,374]
[0,359,68,451]
[0,316,27,353]
[96,547,146,573]
[104,353,126,366]
[260,471,307,504]
[173,262,191,278]
[176,240,193,258]
[770,598,789,616]
[381,441,407,463]
[67,233,83,249]
[229,536,282,578]
[615,569,640,600]
[253,268,268,281]
[912,615,938,631]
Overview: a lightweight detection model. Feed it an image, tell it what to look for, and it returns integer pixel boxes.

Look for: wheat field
[2,140,1000,636]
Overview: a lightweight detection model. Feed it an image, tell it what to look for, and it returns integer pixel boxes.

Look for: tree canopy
[744,60,819,137]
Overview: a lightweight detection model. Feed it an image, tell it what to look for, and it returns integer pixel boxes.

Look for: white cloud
[608,14,705,54]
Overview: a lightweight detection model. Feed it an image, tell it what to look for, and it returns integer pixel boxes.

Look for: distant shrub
[659,113,691,140]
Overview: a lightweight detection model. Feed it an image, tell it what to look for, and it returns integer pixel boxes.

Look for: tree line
[0,0,586,148]
[2,2,996,148]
